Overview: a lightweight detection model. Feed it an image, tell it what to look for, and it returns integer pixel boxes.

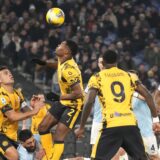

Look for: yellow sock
[52,142,64,160]
[40,133,54,159]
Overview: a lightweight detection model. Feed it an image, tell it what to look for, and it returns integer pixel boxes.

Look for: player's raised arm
[46,59,58,69]
[31,58,58,69]
[3,100,44,122]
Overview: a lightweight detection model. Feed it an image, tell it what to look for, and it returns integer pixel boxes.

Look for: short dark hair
[18,129,33,142]
[0,66,8,71]
[66,40,78,56]
[103,50,118,64]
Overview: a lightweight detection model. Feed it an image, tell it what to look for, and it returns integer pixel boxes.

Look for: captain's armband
[1,104,12,114]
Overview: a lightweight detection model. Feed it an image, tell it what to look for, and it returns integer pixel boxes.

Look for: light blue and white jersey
[93,96,102,123]
[132,96,154,137]
[85,86,102,123]
[17,144,34,160]
[17,140,41,160]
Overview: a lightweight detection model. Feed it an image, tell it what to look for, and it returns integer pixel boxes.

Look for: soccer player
[30,94,51,142]
[75,50,159,159]
[37,40,84,160]
[128,70,160,159]
[0,66,43,160]
[30,94,52,160]
[85,57,127,160]
[132,92,160,159]
[17,129,45,160]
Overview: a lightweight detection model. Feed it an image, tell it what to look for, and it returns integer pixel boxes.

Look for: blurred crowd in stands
[0,0,160,93]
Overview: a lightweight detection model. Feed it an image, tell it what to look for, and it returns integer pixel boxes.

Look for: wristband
[153,117,160,123]
[133,92,139,97]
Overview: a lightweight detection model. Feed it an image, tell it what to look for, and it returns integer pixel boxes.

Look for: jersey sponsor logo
[2,141,8,147]
[1,98,6,105]
[110,112,131,118]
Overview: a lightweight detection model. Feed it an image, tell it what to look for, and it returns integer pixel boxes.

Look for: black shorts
[0,133,18,156]
[91,126,147,160]
[49,101,81,129]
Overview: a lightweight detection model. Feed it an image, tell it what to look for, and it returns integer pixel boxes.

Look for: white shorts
[90,121,102,145]
[143,135,159,156]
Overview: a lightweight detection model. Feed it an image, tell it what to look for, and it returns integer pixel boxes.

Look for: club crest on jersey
[68,71,72,75]
[1,98,6,105]
[2,141,8,147]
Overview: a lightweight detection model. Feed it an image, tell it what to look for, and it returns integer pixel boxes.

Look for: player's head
[103,50,118,65]
[56,40,78,57]
[37,94,45,102]
[18,129,36,153]
[0,66,14,85]
[98,55,104,71]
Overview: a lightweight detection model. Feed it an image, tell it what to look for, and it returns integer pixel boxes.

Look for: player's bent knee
[5,146,19,160]
[54,123,70,140]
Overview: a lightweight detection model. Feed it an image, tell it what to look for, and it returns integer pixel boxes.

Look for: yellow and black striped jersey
[88,67,140,128]
[58,58,84,110]
[0,87,24,140]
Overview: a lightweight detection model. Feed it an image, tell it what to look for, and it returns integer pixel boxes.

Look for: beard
[26,146,36,153]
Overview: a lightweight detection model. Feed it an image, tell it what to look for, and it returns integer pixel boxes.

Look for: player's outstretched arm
[31,58,58,69]
[75,88,97,138]
[4,100,44,122]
